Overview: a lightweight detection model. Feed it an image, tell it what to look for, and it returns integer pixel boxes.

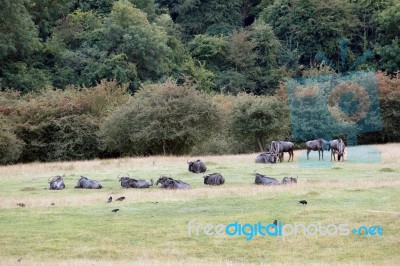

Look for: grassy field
[0,144,399,265]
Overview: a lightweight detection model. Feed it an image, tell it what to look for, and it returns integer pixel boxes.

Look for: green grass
[0,144,399,265]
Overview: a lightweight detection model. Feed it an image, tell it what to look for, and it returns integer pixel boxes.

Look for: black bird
[299,200,307,205]
[17,257,23,262]
[111,208,119,212]
[115,196,125,201]
[17,203,25,207]
[273,220,278,226]
[51,202,55,206]
[107,196,112,203]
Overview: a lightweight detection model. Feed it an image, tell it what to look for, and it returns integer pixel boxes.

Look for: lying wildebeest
[270,141,295,162]
[74,176,102,189]
[188,159,207,173]
[49,175,65,190]
[203,173,225,185]
[281,176,298,184]
[254,173,279,185]
[155,176,191,189]
[306,138,330,160]
[255,152,276,163]
[119,176,153,188]
[330,138,346,161]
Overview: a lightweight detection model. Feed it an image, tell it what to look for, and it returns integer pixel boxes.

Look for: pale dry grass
[2,258,399,266]
[0,144,399,265]
[1,143,398,179]
[1,143,399,210]
[1,258,396,266]
[1,177,399,209]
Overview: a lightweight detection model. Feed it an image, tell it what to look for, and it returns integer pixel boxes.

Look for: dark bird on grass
[273,220,277,226]
[51,202,55,206]
[299,200,307,205]
[17,203,25,207]
[111,208,119,212]
[107,196,112,203]
[17,257,23,262]
[115,196,125,201]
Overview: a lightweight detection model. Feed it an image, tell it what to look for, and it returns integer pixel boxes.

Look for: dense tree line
[1,74,399,164]
[1,0,399,93]
[0,0,399,163]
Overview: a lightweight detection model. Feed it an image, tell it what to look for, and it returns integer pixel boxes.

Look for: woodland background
[0,0,399,164]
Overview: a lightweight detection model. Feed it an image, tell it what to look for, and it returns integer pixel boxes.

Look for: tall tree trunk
[257,138,263,152]
[162,139,166,155]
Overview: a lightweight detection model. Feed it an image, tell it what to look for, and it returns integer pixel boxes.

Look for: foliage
[7,81,130,162]
[261,0,362,66]
[229,93,289,152]
[0,0,41,60]
[375,72,400,142]
[171,0,243,37]
[99,79,221,155]
[374,3,400,73]
[0,90,24,164]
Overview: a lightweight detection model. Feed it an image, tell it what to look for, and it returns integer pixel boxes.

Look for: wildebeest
[254,173,279,185]
[306,139,331,160]
[281,176,298,184]
[119,176,153,188]
[270,141,295,162]
[188,159,207,173]
[155,176,191,189]
[49,175,65,190]
[255,152,276,163]
[74,176,102,189]
[330,138,346,161]
[203,173,225,185]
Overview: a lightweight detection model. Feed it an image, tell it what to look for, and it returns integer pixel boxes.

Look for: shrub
[0,115,24,164]
[99,79,221,155]
[229,93,290,152]
[12,81,130,162]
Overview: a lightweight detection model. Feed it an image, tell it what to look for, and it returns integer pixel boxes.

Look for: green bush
[99,79,221,155]
[11,81,130,162]
[229,93,290,152]
[0,115,24,164]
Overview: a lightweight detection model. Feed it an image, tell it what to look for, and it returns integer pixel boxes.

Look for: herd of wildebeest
[48,138,346,190]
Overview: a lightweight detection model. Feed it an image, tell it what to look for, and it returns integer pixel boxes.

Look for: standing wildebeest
[155,176,191,189]
[49,175,65,190]
[188,159,207,173]
[255,152,276,163]
[270,141,295,162]
[306,139,331,160]
[330,138,346,161]
[281,176,298,184]
[254,173,279,185]
[203,173,225,185]
[119,176,153,188]
[74,176,102,189]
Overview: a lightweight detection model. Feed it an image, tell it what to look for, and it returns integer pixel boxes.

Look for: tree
[27,0,74,40]
[374,2,400,73]
[261,0,362,67]
[0,0,47,91]
[229,93,289,151]
[99,79,221,155]
[172,0,243,37]
[0,0,40,60]
[102,0,173,83]
[9,81,129,162]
